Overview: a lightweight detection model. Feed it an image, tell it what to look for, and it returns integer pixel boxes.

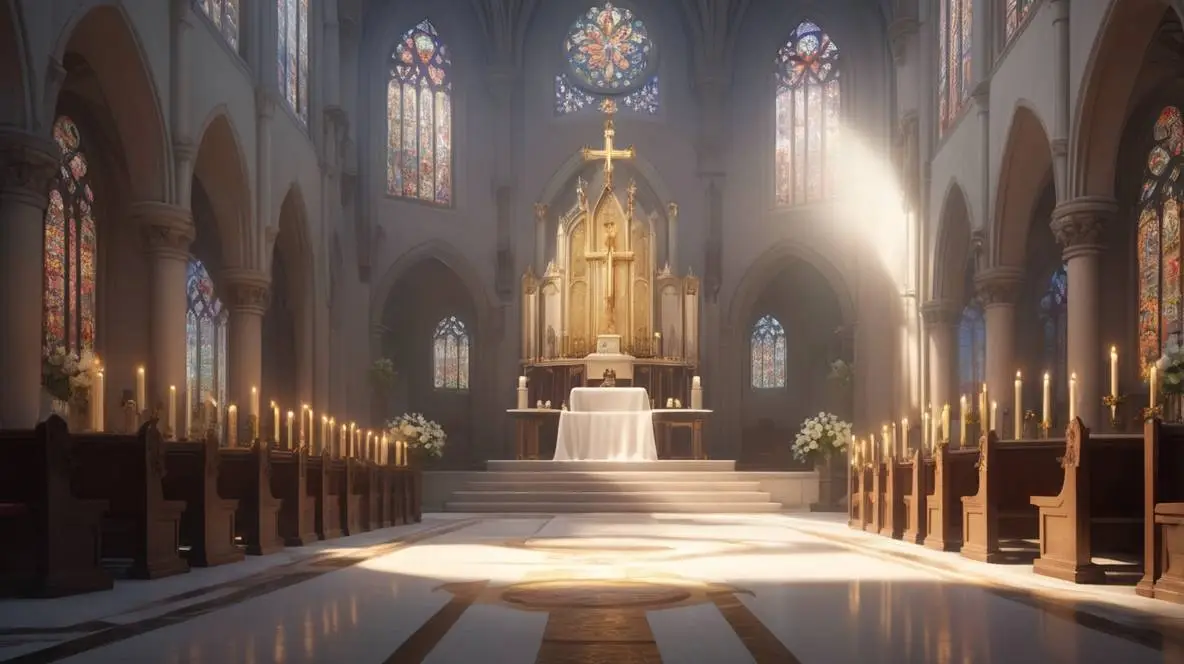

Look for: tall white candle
[1069,373,1078,421]
[322,416,329,453]
[518,375,527,389]
[1042,372,1051,427]
[94,369,105,432]
[136,366,146,411]
[341,425,348,455]
[922,411,930,450]
[1110,346,1119,398]
[286,411,294,449]
[250,386,260,438]
[168,385,177,439]
[307,408,314,450]
[300,405,308,446]
[227,404,238,447]
[1151,366,1159,409]
[1014,371,1023,439]
[990,401,998,432]
[692,375,701,388]
[901,418,909,454]
[941,404,951,444]
[272,402,280,443]
[183,391,192,439]
[959,395,968,443]
[980,383,989,422]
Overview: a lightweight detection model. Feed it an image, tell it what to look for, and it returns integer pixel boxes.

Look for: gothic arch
[274,184,314,313]
[51,3,169,203]
[1071,0,1168,199]
[538,150,675,214]
[994,103,1053,266]
[932,181,973,302]
[193,108,252,268]
[727,240,856,330]
[0,0,29,128]
[369,239,494,335]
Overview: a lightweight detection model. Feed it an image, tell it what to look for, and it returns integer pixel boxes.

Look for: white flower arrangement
[386,412,447,458]
[42,346,100,403]
[792,411,853,463]
[1157,335,1184,396]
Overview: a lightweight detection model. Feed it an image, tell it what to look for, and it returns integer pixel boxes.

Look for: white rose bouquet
[1157,336,1184,396]
[42,346,100,404]
[386,412,446,459]
[792,411,853,463]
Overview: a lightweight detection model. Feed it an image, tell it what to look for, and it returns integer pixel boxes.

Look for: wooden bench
[376,464,393,528]
[271,447,317,546]
[922,444,978,552]
[332,458,362,536]
[0,416,112,596]
[217,443,283,555]
[902,451,931,545]
[960,432,1064,563]
[865,445,885,534]
[71,422,189,579]
[308,452,342,540]
[848,454,868,530]
[161,434,243,567]
[1030,419,1144,583]
[389,467,423,525]
[880,455,910,540]
[1137,419,1184,603]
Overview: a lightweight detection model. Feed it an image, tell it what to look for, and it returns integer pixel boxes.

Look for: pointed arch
[370,240,492,332]
[993,103,1053,267]
[932,181,973,302]
[386,18,453,205]
[774,19,841,207]
[193,108,252,268]
[274,184,314,312]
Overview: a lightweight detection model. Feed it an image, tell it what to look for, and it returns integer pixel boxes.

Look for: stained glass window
[1004,0,1034,42]
[433,315,470,390]
[198,0,240,50]
[555,74,659,116]
[957,300,985,399]
[564,3,654,94]
[939,0,973,135]
[774,20,841,207]
[750,315,787,389]
[276,0,309,123]
[1138,106,1184,372]
[387,19,452,205]
[43,116,97,356]
[185,259,228,435]
[1039,264,1068,409]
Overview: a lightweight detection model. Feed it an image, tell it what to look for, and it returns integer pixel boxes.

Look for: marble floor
[1,513,1182,663]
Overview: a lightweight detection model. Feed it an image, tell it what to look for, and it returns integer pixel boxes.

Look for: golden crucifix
[580,99,635,186]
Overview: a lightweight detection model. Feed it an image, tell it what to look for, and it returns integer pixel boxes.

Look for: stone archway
[263,186,314,416]
[993,105,1054,267]
[193,110,252,269]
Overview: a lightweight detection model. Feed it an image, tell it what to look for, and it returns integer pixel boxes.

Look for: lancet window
[433,315,470,390]
[1138,106,1184,371]
[198,0,240,50]
[277,0,310,122]
[751,315,787,389]
[939,0,973,134]
[958,300,985,399]
[185,260,228,427]
[1004,0,1034,43]
[774,20,841,206]
[387,19,453,205]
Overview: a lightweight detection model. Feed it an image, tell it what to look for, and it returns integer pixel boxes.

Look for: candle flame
[138,366,145,375]
[1044,372,1050,381]
[1016,370,1022,379]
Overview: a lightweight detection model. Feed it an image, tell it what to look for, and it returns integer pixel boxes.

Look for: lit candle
[184,391,193,440]
[250,386,260,439]
[922,411,930,450]
[135,366,146,411]
[959,395,968,444]
[1151,365,1159,409]
[365,431,373,460]
[980,383,989,423]
[329,417,336,455]
[518,375,527,389]
[350,423,357,456]
[227,404,238,447]
[286,411,294,449]
[901,418,909,454]
[94,369,105,432]
[307,407,314,451]
[881,425,890,458]
[341,424,348,456]
[990,400,998,432]
[300,404,308,446]
[1042,372,1051,429]
[168,385,177,440]
[1014,371,1023,439]
[1069,373,1078,422]
[1110,346,1119,398]
[271,401,280,443]
[692,375,701,389]
[941,404,951,444]
[321,416,329,453]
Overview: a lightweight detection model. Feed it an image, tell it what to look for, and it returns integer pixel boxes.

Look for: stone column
[222,269,270,427]
[975,267,1023,437]
[131,203,194,426]
[1051,197,1116,428]
[0,130,59,428]
[921,300,960,443]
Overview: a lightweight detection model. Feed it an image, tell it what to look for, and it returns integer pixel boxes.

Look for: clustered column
[222,269,270,427]
[1052,196,1116,428]
[975,266,1023,436]
[0,130,59,428]
[921,300,960,444]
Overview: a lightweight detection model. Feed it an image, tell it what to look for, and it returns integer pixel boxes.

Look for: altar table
[554,388,658,461]
[651,409,713,460]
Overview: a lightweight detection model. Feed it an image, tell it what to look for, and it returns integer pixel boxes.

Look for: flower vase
[51,399,70,420]
[810,454,844,513]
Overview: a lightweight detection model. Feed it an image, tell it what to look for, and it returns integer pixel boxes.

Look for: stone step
[485,460,736,472]
[448,490,773,503]
[463,471,760,483]
[443,501,784,513]
[462,480,763,492]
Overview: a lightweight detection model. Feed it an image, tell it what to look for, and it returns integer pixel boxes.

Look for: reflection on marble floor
[0,514,1176,663]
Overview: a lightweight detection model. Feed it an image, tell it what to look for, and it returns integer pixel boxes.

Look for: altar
[554,387,658,462]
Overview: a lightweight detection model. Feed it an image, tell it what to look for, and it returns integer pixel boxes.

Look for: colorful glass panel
[1005,0,1034,41]
[198,0,239,50]
[564,3,654,93]
[388,20,452,205]
[750,315,787,389]
[939,0,973,135]
[185,259,229,430]
[957,301,986,399]
[433,315,470,390]
[43,116,97,356]
[775,20,841,207]
[1139,106,1184,371]
[1039,265,1069,409]
[555,73,659,116]
[276,0,308,123]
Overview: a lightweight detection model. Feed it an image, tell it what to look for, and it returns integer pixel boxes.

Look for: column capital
[920,299,961,327]
[973,266,1024,306]
[131,201,194,259]
[0,129,58,207]
[220,268,271,315]
[1051,196,1116,254]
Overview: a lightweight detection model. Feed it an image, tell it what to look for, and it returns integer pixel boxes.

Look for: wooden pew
[1030,418,1143,583]
[405,467,423,523]
[71,422,189,579]
[333,458,363,536]
[374,463,392,528]
[866,445,885,534]
[308,451,342,540]
[217,443,283,555]
[902,450,931,545]
[848,454,867,530]
[0,416,112,596]
[161,433,243,567]
[922,443,978,552]
[271,447,318,546]
[880,455,910,540]
[960,431,1064,563]
[1137,419,1184,603]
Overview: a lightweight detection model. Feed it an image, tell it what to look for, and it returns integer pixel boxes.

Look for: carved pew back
[307,452,342,540]
[1137,420,1184,603]
[161,434,243,567]
[902,452,933,545]
[923,444,978,552]
[880,456,911,540]
[271,448,317,546]
[217,444,283,555]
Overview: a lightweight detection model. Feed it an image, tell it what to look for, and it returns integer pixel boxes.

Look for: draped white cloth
[554,388,658,461]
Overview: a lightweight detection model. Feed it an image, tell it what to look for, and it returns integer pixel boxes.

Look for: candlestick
[1110,346,1119,398]
[941,404,951,444]
[1042,372,1052,432]
[135,366,146,414]
[168,385,177,440]
[1151,365,1159,408]
[692,375,701,389]
[93,369,105,432]
[990,401,998,432]
[250,387,260,439]
[959,395,968,444]
[1069,373,1078,422]
[901,418,909,455]
[922,411,930,451]
[270,402,280,443]
[980,383,989,423]
[1014,371,1023,439]
[286,411,294,450]
[228,404,238,447]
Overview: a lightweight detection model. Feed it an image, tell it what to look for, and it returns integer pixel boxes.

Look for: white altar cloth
[554,388,657,461]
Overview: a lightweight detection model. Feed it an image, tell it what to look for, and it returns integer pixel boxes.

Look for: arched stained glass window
[1137,106,1184,371]
[775,20,841,207]
[939,0,973,135]
[957,300,985,399]
[1040,264,1068,410]
[198,0,240,50]
[1004,0,1034,42]
[556,3,659,116]
[387,19,453,205]
[277,0,310,123]
[185,260,228,434]
[43,115,97,355]
[433,315,470,390]
[751,315,787,389]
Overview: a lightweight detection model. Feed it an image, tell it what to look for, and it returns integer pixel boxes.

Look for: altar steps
[444,501,783,513]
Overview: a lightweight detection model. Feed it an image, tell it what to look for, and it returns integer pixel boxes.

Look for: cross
[580,99,635,185]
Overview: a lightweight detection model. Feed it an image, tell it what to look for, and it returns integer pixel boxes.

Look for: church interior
[3,0,1184,661]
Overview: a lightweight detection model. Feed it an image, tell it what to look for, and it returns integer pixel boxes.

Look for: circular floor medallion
[500,580,691,609]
